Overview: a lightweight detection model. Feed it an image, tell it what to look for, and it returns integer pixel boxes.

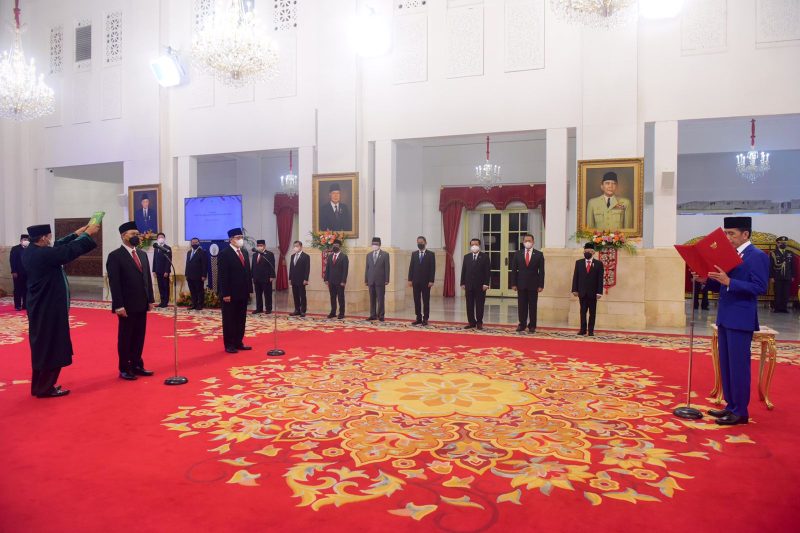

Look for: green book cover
[89,211,105,226]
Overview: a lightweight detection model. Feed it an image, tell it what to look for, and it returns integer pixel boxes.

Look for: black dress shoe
[411,319,423,326]
[252,310,262,315]
[133,367,154,376]
[477,324,484,330]
[337,315,345,320]
[367,316,377,321]
[528,328,536,334]
[716,414,748,425]
[516,325,526,332]
[119,372,138,381]
[587,332,595,337]
[265,310,272,315]
[421,320,428,326]
[158,303,168,308]
[379,318,385,322]
[225,347,239,354]
[237,345,252,351]
[289,311,300,316]
[327,313,336,319]
[15,307,22,311]
[577,330,587,335]
[36,388,70,398]
[707,408,732,418]
[300,313,306,317]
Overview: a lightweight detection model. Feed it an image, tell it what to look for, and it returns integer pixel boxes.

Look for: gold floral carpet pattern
[162,342,758,520]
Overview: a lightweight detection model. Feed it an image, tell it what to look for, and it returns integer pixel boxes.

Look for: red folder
[674,227,743,276]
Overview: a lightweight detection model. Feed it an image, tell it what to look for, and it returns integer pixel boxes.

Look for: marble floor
[64,278,800,341]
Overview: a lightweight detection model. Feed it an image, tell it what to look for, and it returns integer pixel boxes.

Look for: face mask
[234,238,244,248]
[524,242,533,250]
[470,245,480,253]
[584,252,593,259]
[21,240,29,247]
[779,244,786,249]
[257,246,265,252]
[417,243,425,250]
[129,236,141,247]
[372,244,380,252]
[191,244,199,250]
[293,246,301,254]
[332,246,340,253]
[157,238,165,245]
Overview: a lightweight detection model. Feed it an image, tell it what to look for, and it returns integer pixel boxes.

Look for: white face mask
[293,246,301,254]
[257,246,265,252]
[470,245,480,253]
[523,241,533,250]
[234,238,244,248]
[157,238,165,245]
[372,245,380,252]
[21,240,29,247]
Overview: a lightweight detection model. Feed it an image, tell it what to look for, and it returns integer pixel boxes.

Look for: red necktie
[237,249,245,267]
[525,250,530,266]
[131,250,142,272]
[333,253,338,264]
[586,260,591,273]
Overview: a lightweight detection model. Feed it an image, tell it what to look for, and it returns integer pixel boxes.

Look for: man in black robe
[217,228,253,353]
[23,222,99,398]
[106,221,155,380]
[10,233,30,310]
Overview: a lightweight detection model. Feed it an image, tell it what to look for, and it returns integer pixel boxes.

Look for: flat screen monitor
[184,195,243,241]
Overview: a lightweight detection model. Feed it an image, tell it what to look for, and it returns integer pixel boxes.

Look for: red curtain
[274,194,298,291]
[442,203,463,298]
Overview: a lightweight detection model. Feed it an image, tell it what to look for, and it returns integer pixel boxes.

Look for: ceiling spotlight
[150,47,186,88]
[639,0,684,20]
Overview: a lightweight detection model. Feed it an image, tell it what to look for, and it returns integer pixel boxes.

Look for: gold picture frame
[577,158,644,238]
[312,172,359,238]
[128,184,162,235]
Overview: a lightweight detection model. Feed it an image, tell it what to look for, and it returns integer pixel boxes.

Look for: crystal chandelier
[192,0,279,87]
[280,150,298,197]
[475,136,501,191]
[0,0,55,121]
[736,119,770,184]
[550,0,637,29]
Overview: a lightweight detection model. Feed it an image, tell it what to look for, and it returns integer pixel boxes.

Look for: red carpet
[1,302,798,533]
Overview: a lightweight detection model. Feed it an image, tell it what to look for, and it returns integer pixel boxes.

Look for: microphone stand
[674,280,702,419]
[154,243,188,385]
[252,248,284,357]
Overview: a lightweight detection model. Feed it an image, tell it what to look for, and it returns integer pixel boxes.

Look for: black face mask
[191,244,199,250]
[417,243,425,250]
[584,252,593,259]
[779,244,786,249]
[332,246,340,253]
[129,236,141,247]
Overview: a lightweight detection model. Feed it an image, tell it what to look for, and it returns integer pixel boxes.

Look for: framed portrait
[577,158,644,238]
[128,184,162,235]
[312,172,359,238]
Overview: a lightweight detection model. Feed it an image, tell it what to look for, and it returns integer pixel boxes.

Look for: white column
[545,128,569,248]
[176,156,197,244]
[652,121,678,248]
[297,146,315,238]
[373,140,396,245]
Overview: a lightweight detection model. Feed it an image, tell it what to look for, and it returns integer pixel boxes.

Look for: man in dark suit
[217,228,253,354]
[251,239,275,314]
[106,221,155,380]
[571,242,604,336]
[770,235,794,313]
[10,234,29,311]
[365,237,390,321]
[700,216,770,426]
[185,237,208,310]
[460,238,490,330]
[152,232,172,308]
[510,234,545,333]
[324,239,348,319]
[408,235,435,326]
[24,222,98,398]
[318,182,352,232]
[133,194,157,234]
[288,240,310,316]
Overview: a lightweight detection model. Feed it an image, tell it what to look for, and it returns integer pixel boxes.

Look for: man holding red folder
[697,217,769,426]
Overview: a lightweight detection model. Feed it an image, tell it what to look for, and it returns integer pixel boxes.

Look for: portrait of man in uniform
[577,158,644,238]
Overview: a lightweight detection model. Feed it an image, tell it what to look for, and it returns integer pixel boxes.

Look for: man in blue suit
[700,216,769,426]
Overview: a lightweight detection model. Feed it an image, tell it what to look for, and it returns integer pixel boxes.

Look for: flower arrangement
[177,288,221,308]
[137,230,157,250]
[309,230,347,252]
[573,229,637,255]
